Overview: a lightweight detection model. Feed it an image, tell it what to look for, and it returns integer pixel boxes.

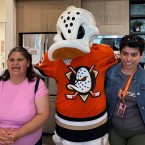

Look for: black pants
[35,136,42,145]
[109,127,145,145]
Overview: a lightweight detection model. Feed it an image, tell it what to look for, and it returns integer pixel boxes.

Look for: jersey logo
[65,65,100,102]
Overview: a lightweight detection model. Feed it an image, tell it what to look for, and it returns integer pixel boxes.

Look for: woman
[0,47,50,145]
[105,35,145,145]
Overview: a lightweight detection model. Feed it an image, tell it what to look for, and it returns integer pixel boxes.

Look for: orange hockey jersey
[35,44,118,120]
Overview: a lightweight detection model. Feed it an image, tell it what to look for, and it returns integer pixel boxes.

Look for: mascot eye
[81,77,87,81]
[61,32,66,40]
[77,25,85,39]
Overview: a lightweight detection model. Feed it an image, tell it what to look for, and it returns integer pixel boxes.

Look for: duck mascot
[34,6,118,145]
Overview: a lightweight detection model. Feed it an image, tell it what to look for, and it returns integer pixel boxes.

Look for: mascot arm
[34,52,55,78]
[106,45,118,66]
[33,66,49,79]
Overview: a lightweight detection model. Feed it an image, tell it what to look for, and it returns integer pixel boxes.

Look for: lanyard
[119,70,136,104]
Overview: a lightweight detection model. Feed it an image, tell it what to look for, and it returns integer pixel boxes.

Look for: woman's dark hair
[120,35,145,55]
[0,46,37,82]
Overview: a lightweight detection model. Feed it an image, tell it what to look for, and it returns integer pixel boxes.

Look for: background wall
[0,0,16,69]
[0,0,6,69]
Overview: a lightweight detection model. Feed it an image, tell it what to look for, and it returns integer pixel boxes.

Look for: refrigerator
[20,32,57,134]
[20,33,56,64]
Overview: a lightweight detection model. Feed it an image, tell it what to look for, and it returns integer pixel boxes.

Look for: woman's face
[120,46,142,72]
[7,52,30,78]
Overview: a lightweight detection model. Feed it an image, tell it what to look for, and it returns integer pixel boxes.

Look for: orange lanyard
[120,70,136,104]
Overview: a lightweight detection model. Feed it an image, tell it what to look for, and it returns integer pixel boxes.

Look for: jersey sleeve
[34,52,55,77]
[105,45,118,68]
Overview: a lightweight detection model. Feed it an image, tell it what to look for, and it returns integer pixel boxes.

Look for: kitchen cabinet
[16,0,81,33]
[82,0,129,35]
[129,0,145,39]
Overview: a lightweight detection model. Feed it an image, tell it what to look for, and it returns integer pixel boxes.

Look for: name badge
[117,103,127,118]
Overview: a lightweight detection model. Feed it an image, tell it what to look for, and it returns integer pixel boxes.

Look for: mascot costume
[34,6,118,145]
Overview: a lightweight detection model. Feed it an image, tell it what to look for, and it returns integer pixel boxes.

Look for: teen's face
[120,46,142,71]
[7,52,30,77]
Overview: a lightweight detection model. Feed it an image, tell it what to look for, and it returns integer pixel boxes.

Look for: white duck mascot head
[48,6,99,61]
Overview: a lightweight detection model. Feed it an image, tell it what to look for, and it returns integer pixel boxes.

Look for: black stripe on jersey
[56,121,108,142]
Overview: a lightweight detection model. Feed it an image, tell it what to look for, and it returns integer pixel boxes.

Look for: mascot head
[48,6,99,61]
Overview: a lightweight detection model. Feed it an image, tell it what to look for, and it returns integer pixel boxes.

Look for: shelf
[130,0,145,4]
[130,15,145,19]
[130,0,145,36]
[130,32,145,35]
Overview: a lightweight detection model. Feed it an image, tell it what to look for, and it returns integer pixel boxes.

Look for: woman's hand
[6,129,20,143]
[0,128,14,145]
